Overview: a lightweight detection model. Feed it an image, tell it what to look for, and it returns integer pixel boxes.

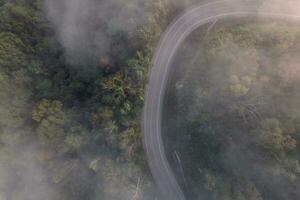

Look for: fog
[44,0,148,68]
[164,8,300,199]
[1,0,300,200]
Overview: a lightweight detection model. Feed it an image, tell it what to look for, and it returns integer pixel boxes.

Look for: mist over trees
[1,0,300,200]
[165,20,300,200]
[0,0,173,199]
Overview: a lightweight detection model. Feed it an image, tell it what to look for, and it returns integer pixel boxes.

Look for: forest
[165,19,300,199]
[1,0,300,200]
[0,0,174,199]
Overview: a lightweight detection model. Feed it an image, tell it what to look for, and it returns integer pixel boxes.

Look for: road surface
[142,1,300,199]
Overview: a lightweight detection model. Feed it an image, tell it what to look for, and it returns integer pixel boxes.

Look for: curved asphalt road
[142,1,300,199]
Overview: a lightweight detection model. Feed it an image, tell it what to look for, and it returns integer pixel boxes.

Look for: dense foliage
[0,0,173,199]
[166,21,300,200]
[2,0,300,199]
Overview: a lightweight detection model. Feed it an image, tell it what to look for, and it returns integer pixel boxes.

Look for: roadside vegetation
[1,0,300,199]
[166,20,300,200]
[0,0,173,199]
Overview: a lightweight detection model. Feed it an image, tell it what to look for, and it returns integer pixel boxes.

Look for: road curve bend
[142,1,300,199]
